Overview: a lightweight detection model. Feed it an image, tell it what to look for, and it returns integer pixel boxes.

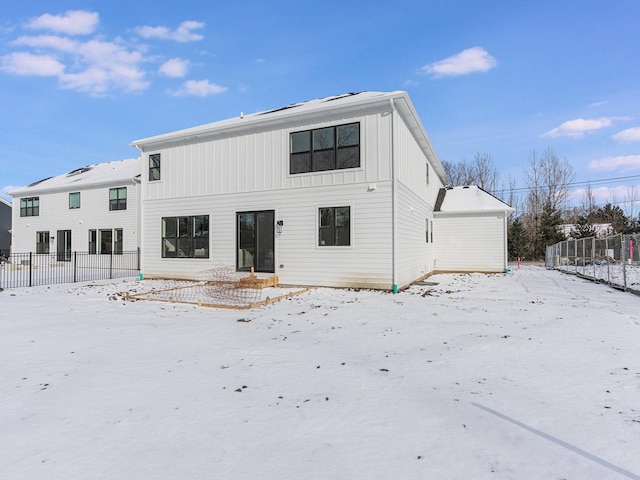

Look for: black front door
[237,210,274,273]
[56,230,72,262]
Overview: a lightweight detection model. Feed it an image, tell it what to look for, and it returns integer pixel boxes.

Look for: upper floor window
[149,153,161,181]
[319,206,350,246]
[290,122,360,174]
[20,197,39,217]
[69,192,80,209]
[109,187,127,211]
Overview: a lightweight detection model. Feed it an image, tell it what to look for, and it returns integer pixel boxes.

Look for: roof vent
[66,166,93,177]
[27,177,53,187]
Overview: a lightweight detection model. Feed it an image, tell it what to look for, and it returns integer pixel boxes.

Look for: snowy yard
[1,266,639,479]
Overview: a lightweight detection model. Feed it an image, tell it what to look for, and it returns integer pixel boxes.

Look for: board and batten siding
[11,185,139,253]
[141,182,394,289]
[433,213,507,273]
[142,106,393,202]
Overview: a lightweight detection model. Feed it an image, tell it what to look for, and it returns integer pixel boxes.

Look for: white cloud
[421,47,497,78]
[25,10,98,35]
[542,117,627,138]
[588,155,640,172]
[136,20,204,42]
[613,127,640,143]
[588,101,607,108]
[171,79,227,97]
[0,52,64,76]
[13,35,78,52]
[159,58,189,78]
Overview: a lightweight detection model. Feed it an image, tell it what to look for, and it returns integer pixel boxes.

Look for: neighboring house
[433,185,513,273]
[131,90,512,290]
[0,197,11,256]
[559,223,613,239]
[9,159,141,258]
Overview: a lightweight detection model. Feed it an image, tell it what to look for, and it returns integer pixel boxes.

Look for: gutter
[390,98,398,294]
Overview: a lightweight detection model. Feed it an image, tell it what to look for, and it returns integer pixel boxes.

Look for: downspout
[390,98,398,293]
[132,145,144,278]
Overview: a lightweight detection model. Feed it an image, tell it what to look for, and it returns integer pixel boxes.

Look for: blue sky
[2,0,640,211]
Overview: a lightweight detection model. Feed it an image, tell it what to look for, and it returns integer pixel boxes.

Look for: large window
[290,122,360,174]
[149,153,161,181]
[109,187,127,211]
[319,206,350,246]
[20,197,39,217]
[69,192,80,209]
[162,215,209,258]
[36,231,50,254]
[99,229,113,254]
[114,228,123,254]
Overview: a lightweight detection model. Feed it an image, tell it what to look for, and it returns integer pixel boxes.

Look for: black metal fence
[0,250,140,289]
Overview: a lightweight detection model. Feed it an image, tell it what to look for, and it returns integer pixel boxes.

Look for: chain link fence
[545,233,640,294]
[0,250,139,289]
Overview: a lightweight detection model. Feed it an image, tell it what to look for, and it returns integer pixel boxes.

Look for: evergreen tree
[594,203,629,234]
[570,215,596,239]
[534,201,565,258]
[508,217,530,260]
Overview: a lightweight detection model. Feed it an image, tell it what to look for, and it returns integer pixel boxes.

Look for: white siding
[11,185,139,253]
[142,106,393,203]
[141,182,394,289]
[434,213,507,273]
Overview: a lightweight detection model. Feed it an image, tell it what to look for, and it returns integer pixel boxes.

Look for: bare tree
[473,153,500,194]
[580,181,597,221]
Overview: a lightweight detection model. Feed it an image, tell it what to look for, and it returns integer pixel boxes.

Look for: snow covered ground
[1,266,639,479]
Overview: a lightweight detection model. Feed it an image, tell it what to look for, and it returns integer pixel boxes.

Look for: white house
[131,90,512,290]
[433,185,513,273]
[0,197,11,256]
[9,158,141,258]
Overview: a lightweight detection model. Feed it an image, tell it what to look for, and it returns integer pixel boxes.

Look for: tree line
[441,149,640,261]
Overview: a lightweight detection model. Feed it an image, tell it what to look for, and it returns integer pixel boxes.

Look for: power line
[494,174,640,195]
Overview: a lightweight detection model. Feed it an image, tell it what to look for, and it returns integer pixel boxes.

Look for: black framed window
[109,187,127,211]
[89,230,97,254]
[426,219,429,243]
[69,192,80,209]
[99,229,113,254]
[20,197,39,217]
[162,215,209,258]
[149,153,161,181]
[114,228,123,254]
[319,206,350,246]
[290,122,360,174]
[36,231,50,254]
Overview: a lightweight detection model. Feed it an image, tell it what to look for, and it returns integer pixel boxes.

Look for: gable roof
[131,90,449,185]
[0,197,11,209]
[434,185,514,214]
[8,158,141,197]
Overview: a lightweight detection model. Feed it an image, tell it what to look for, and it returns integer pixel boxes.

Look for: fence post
[622,235,628,292]
[110,253,113,279]
[29,251,33,287]
[73,251,77,283]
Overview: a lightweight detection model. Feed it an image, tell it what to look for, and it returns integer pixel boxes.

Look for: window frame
[290,122,360,175]
[109,187,127,211]
[88,229,97,254]
[149,153,161,181]
[36,231,50,254]
[318,206,351,247]
[20,197,39,217]
[69,192,81,209]
[161,215,209,258]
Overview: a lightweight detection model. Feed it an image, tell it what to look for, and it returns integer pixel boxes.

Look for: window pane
[319,208,333,228]
[109,189,117,200]
[291,131,310,153]
[69,192,80,209]
[149,154,161,181]
[179,217,193,237]
[313,150,335,171]
[194,216,208,237]
[194,238,209,257]
[163,238,177,257]
[290,152,311,174]
[163,217,177,237]
[337,123,359,147]
[313,127,334,150]
[89,230,97,254]
[335,207,350,227]
[100,229,113,254]
[336,146,360,169]
[177,238,193,257]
